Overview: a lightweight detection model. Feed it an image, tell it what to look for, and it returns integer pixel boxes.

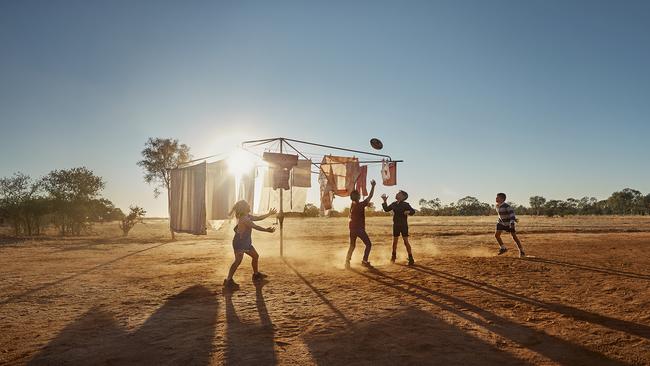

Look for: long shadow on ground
[403,264,650,340]
[304,307,524,366]
[284,260,522,365]
[525,257,650,280]
[224,280,276,366]
[29,285,217,366]
[350,267,632,366]
[0,242,171,306]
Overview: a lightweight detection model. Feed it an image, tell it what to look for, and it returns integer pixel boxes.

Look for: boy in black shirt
[382,190,416,265]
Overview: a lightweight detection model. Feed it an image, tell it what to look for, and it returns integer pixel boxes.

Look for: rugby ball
[370,138,383,150]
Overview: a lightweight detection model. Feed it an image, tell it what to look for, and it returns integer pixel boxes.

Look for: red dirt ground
[1,216,649,365]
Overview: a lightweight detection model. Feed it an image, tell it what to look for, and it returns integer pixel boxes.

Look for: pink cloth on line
[382,160,397,186]
[356,165,368,196]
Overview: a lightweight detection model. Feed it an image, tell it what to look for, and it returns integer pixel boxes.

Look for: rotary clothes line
[241,137,403,257]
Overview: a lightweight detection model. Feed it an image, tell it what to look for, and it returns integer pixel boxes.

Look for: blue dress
[232,216,254,252]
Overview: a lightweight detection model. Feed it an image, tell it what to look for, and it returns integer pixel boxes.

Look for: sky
[1,0,649,217]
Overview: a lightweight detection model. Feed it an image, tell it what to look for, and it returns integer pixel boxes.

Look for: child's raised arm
[250,208,277,221]
[363,179,377,204]
[240,216,276,233]
[251,223,276,233]
[381,193,393,212]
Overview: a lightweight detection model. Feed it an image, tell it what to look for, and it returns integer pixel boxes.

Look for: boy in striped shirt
[495,192,526,258]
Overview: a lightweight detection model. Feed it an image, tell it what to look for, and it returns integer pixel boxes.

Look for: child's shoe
[223,279,240,291]
[252,272,268,281]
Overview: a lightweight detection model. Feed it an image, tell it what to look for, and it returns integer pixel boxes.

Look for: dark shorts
[496,223,515,233]
[232,238,254,252]
[393,224,409,237]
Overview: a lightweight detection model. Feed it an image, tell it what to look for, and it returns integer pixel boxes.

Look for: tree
[529,196,546,216]
[303,203,320,217]
[607,188,643,215]
[88,199,124,222]
[456,196,490,216]
[0,172,43,236]
[119,206,146,237]
[643,194,650,215]
[418,198,441,216]
[544,199,566,217]
[137,138,191,240]
[327,209,341,218]
[577,197,599,214]
[565,198,580,215]
[42,167,106,235]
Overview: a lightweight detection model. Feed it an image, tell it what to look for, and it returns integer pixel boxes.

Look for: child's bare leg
[346,235,357,262]
[495,231,506,249]
[247,248,260,273]
[511,233,524,253]
[227,252,244,280]
[391,237,399,258]
[358,230,372,262]
[403,237,413,257]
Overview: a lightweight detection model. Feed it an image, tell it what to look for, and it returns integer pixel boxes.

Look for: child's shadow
[224,280,276,366]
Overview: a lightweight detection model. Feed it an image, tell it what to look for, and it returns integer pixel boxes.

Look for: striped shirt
[496,202,516,226]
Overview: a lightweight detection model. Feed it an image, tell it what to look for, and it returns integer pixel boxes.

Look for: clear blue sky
[1,0,649,217]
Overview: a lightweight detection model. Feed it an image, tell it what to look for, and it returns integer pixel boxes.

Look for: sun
[227,149,255,178]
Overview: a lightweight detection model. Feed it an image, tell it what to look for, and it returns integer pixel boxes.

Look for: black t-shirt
[382,201,415,226]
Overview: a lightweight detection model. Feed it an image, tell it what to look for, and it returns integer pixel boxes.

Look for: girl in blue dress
[224,200,276,290]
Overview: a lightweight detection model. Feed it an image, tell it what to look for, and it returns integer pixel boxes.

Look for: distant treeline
[0,168,124,236]
[417,188,650,217]
[303,188,650,217]
[4,165,648,238]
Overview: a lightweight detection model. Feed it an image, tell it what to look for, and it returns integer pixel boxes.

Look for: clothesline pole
[279,138,285,257]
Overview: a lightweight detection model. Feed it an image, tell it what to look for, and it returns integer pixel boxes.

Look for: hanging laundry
[170,162,207,235]
[382,160,397,186]
[355,165,368,196]
[320,155,359,197]
[263,152,298,190]
[206,160,237,220]
[291,159,312,188]
[239,167,256,203]
[257,166,308,213]
[319,169,334,210]
[345,161,361,194]
[258,187,308,213]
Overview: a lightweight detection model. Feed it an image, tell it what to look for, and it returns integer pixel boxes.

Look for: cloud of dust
[465,246,494,257]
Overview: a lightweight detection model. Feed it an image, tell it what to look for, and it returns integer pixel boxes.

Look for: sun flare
[227,149,255,178]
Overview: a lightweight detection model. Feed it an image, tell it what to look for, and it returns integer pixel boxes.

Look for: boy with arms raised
[382,190,416,265]
[346,179,377,269]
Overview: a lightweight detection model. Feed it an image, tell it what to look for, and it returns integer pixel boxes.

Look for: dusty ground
[1,216,649,365]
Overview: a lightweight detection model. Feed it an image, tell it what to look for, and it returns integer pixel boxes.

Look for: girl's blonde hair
[229,200,251,219]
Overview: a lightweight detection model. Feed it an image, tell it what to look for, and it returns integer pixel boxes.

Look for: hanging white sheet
[258,187,308,213]
[170,162,207,235]
[206,160,237,220]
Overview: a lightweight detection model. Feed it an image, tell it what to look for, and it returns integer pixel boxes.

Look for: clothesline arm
[283,137,394,160]
[241,137,397,160]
